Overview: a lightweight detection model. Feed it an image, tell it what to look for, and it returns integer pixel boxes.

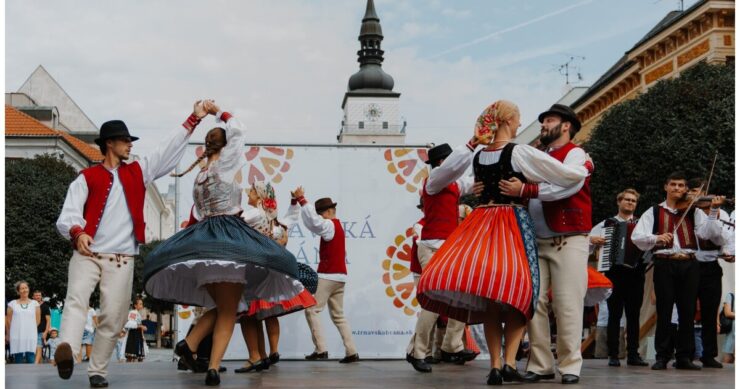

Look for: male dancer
[55,102,202,387]
[589,189,648,367]
[500,104,592,384]
[406,142,479,373]
[686,178,732,368]
[631,172,725,370]
[291,187,359,363]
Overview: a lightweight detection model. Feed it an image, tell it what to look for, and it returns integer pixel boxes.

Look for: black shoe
[407,356,432,373]
[441,348,477,364]
[608,357,621,366]
[425,356,441,364]
[700,357,723,368]
[268,352,280,365]
[561,374,579,384]
[339,353,360,364]
[55,342,74,380]
[174,340,197,371]
[218,366,227,373]
[305,351,328,360]
[192,359,209,373]
[89,375,108,388]
[521,371,556,383]
[234,360,261,373]
[626,355,649,366]
[257,358,270,371]
[205,369,220,386]
[675,358,701,370]
[651,359,668,370]
[501,364,524,382]
[487,368,503,385]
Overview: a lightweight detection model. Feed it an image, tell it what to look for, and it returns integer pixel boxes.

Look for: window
[358,121,364,129]
[382,121,388,129]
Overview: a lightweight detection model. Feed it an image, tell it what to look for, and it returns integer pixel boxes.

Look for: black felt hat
[94,120,139,146]
[315,197,338,213]
[537,104,581,133]
[425,143,453,165]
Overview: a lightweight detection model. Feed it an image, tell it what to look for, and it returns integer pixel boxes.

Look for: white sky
[6,0,699,156]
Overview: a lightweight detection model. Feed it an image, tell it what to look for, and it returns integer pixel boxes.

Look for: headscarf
[252,181,278,221]
[474,100,519,143]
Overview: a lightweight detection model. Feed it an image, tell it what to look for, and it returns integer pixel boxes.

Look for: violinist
[687,178,732,368]
[631,172,725,371]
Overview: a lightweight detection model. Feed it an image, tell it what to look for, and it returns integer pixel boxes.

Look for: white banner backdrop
[172,143,444,359]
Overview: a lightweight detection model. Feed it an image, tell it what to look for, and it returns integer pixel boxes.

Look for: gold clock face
[365,103,383,122]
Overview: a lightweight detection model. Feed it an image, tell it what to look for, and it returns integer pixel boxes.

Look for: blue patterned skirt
[144,215,302,308]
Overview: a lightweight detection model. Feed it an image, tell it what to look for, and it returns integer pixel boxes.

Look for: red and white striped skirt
[417,206,537,324]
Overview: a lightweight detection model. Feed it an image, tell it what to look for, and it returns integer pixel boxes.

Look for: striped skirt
[417,205,539,324]
[240,289,317,321]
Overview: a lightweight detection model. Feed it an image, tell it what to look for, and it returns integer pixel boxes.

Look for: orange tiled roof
[5,105,104,163]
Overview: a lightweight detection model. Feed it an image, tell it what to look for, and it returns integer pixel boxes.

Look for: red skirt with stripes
[241,289,317,321]
[417,206,538,324]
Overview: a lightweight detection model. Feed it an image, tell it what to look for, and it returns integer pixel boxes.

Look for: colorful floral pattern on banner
[383,148,429,193]
[193,145,295,186]
[381,226,419,316]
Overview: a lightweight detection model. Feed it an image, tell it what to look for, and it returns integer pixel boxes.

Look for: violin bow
[673,151,718,233]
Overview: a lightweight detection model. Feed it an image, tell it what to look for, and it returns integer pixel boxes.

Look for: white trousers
[59,251,134,378]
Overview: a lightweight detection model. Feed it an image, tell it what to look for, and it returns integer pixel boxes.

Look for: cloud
[441,8,472,19]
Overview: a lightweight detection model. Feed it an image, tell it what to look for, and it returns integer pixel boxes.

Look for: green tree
[584,62,734,224]
[5,155,78,306]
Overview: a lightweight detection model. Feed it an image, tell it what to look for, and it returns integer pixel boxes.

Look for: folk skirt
[417,205,539,324]
[144,215,303,308]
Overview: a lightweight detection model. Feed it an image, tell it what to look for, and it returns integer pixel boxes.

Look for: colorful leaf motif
[384,148,430,194]
[380,225,420,316]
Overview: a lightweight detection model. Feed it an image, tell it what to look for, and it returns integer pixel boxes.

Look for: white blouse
[7,300,39,354]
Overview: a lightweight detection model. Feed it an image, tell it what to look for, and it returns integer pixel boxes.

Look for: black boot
[675,358,701,370]
[626,355,648,366]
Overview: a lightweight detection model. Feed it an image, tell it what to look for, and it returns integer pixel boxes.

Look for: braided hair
[171,127,226,177]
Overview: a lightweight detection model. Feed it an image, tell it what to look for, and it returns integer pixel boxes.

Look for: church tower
[338,0,405,144]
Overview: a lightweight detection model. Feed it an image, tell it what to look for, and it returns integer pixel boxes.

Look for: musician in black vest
[687,178,732,368]
[589,188,648,367]
[631,172,725,370]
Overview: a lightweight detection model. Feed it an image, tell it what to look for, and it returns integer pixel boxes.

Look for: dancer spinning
[55,102,199,387]
[417,100,590,385]
[235,182,316,373]
[143,101,303,386]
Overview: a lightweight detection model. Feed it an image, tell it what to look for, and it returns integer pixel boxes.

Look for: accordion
[596,218,642,272]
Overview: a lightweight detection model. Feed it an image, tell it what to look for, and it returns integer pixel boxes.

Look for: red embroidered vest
[421,179,460,240]
[80,162,146,243]
[542,142,592,234]
[654,206,698,250]
[318,219,347,274]
[410,218,425,275]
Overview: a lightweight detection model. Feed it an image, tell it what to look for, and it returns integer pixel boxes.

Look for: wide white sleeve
[56,175,89,239]
[140,126,193,185]
[425,144,475,195]
[631,207,658,251]
[300,203,336,241]
[456,173,476,196]
[694,207,725,244]
[241,206,263,226]
[282,203,301,227]
[213,112,247,180]
[588,220,606,254]
[510,145,588,201]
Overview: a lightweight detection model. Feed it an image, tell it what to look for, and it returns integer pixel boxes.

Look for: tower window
[358,121,364,129]
[382,121,388,129]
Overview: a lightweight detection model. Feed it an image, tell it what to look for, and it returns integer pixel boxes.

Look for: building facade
[571,0,735,143]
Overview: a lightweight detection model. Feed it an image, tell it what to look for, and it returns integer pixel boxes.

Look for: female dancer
[416,100,590,385]
[235,182,315,373]
[143,100,302,386]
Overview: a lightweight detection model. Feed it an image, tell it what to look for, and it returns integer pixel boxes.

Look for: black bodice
[473,143,527,205]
